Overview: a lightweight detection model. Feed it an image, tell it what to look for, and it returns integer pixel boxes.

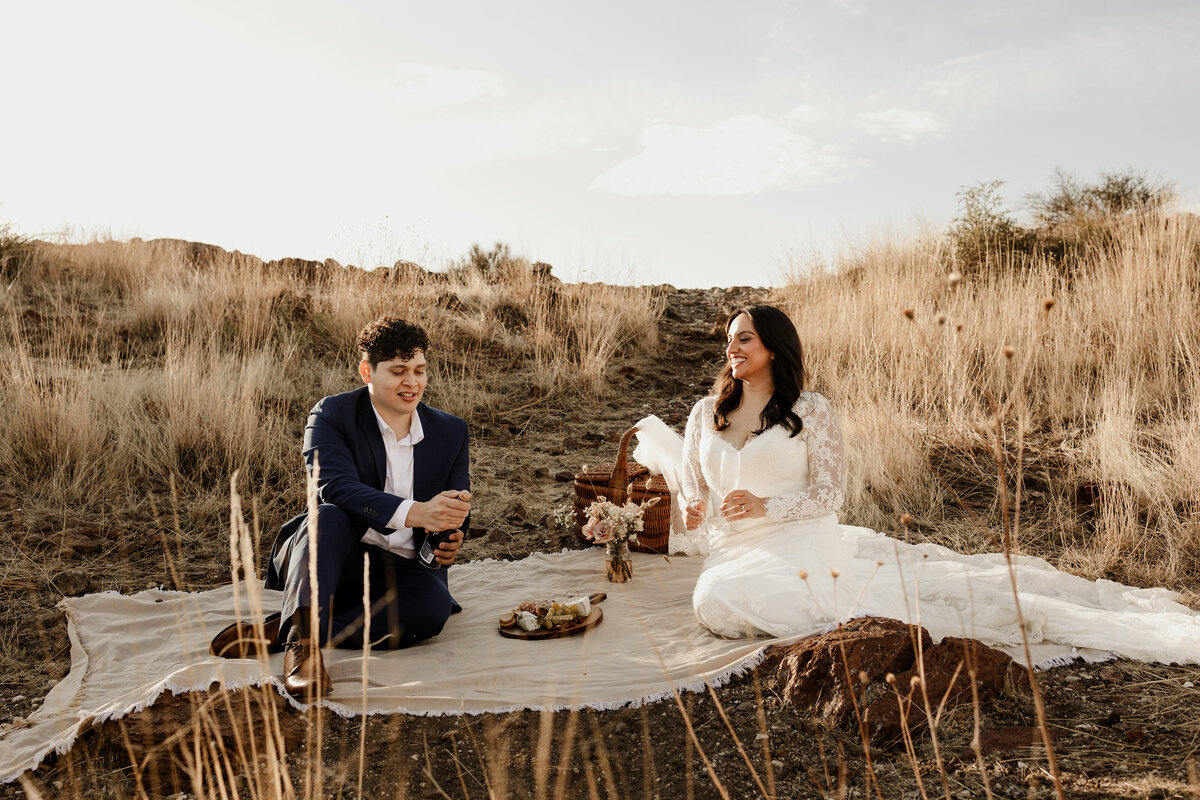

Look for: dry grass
[0,237,664,538]
[779,210,1200,598]
[6,210,1200,798]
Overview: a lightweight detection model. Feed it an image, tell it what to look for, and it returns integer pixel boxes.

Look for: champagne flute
[719,449,742,507]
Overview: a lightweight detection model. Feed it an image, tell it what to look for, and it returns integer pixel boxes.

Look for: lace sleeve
[680,399,710,504]
[764,393,847,522]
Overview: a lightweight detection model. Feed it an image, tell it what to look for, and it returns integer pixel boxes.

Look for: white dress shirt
[359,404,424,558]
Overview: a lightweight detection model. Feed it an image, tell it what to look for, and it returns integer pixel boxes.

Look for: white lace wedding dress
[634,393,1200,665]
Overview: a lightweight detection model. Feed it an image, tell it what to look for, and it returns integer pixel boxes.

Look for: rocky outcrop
[776,617,1029,744]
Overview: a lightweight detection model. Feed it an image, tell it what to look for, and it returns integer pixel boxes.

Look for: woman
[663,304,1200,664]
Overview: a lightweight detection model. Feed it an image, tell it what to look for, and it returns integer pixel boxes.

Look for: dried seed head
[885,673,897,685]
[902,308,915,321]
[876,560,884,567]
[830,568,840,579]
[954,322,963,332]
[910,675,923,688]
[1002,345,1016,359]
[936,313,947,326]
[1042,297,1056,312]
[899,513,913,528]
[948,272,962,288]
[858,670,870,685]
[797,569,808,580]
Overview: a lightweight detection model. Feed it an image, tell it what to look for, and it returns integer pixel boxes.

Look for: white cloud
[858,108,946,143]
[392,63,505,109]
[590,115,857,197]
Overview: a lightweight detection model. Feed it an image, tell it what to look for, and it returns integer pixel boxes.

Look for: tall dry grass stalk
[779,210,1200,596]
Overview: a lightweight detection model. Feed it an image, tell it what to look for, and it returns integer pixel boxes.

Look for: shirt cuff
[390,499,417,531]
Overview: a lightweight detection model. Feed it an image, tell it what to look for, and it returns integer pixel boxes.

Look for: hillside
[3,223,1200,798]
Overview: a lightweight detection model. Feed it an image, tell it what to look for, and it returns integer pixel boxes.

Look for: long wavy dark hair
[713,305,805,438]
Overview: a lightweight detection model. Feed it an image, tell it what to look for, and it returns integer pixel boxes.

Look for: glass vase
[606,540,632,583]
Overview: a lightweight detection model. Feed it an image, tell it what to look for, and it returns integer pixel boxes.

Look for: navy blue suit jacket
[265,387,470,600]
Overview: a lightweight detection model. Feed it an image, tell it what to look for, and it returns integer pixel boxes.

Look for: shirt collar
[370,402,425,446]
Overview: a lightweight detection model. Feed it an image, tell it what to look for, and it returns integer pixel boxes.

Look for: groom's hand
[434,531,464,566]
[407,490,471,532]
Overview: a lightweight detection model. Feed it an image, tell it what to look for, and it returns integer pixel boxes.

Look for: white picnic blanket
[0,549,801,782]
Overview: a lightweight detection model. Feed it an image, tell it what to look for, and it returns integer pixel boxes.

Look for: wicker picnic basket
[573,426,672,554]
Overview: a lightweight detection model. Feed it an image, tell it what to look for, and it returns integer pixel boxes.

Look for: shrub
[0,221,33,279]
[1026,167,1174,228]
[948,180,1025,269]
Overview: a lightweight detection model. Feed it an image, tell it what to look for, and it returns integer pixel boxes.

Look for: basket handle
[609,426,639,502]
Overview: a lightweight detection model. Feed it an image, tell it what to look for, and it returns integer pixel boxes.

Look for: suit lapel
[355,389,387,490]
[413,403,432,502]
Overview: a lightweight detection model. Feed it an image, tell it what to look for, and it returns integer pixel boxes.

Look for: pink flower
[582,517,599,541]
[589,519,614,543]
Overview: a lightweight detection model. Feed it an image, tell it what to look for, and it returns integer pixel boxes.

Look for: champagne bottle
[417,490,471,569]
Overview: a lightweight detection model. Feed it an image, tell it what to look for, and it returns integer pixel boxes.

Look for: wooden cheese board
[498,592,607,640]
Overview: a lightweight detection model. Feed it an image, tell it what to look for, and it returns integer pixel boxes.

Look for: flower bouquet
[582,489,660,583]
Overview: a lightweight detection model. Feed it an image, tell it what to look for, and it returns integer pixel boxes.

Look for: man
[214,316,471,697]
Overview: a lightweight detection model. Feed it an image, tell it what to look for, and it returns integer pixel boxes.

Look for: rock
[554,470,575,482]
[531,262,559,283]
[776,618,1027,746]
[663,305,688,322]
[266,257,330,282]
[62,533,100,555]
[1124,726,1146,743]
[777,617,931,727]
[864,636,1027,742]
[502,501,528,523]
[117,541,141,558]
[51,571,91,596]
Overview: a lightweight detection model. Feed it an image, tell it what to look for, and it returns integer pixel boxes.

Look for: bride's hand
[685,499,707,530]
[720,490,766,521]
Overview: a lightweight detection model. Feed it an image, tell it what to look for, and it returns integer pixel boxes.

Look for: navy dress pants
[273,504,454,649]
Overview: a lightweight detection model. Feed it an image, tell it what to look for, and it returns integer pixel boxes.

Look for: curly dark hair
[712,304,805,438]
[356,316,429,366]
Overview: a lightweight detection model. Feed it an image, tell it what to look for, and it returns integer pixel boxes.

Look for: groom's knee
[311,503,355,544]
[375,581,454,650]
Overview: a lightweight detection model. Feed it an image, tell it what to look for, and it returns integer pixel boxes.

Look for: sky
[3,1,1199,288]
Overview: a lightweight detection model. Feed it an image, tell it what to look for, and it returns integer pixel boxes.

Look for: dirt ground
[3,285,1200,799]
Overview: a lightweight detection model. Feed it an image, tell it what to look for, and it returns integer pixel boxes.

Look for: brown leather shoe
[283,640,332,698]
[210,612,283,658]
